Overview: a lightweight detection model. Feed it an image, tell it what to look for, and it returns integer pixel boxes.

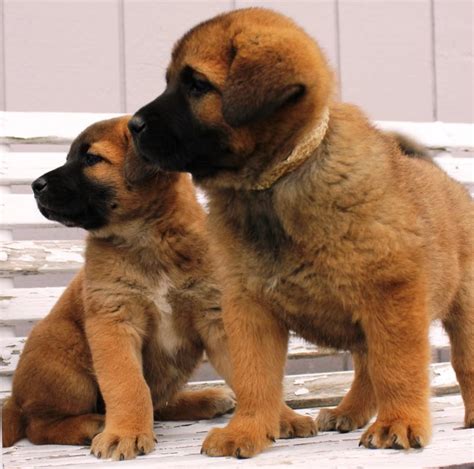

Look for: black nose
[32,177,48,195]
[128,115,146,135]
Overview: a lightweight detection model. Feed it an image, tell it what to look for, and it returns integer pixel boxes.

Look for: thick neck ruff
[250,107,330,191]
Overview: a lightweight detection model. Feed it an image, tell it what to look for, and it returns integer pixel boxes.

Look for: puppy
[2,116,236,460]
[129,7,474,458]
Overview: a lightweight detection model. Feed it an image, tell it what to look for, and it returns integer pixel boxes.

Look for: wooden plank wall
[0,0,472,121]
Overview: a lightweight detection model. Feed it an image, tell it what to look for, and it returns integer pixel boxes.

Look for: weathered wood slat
[1,112,473,150]
[0,337,26,386]
[0,336,25,380]
[0,240,84,277]
[3,395,471,469]
[0,112,121,145]
[376,120,474,151]
[0,287,65,325]
[0,152,66,185]
[434,154,474,185]
[0,194,63,229]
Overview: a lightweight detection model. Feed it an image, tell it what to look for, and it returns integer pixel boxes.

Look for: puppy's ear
[124,147,160,187]
[222,32,306,127]
[122,130,159,186]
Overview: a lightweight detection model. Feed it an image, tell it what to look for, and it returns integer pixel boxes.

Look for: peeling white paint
[18,255,35,262]
[0,349,12,362]
[45,251,83,263]
[294,387,310,396]
[431,366,458,387]
[294,375,328,385]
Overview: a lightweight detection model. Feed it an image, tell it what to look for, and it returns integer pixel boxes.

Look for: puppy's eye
[189,77,213,97]
[84,153,104,167]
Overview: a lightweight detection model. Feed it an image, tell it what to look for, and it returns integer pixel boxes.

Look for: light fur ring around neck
[250,107,330,191]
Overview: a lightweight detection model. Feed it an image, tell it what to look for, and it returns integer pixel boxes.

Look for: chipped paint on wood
[0,241,84,277]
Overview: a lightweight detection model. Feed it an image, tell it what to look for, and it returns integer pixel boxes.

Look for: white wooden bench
[1,112,473,468]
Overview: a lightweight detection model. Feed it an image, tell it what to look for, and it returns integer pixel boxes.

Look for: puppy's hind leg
[154,388,236,421]
[359,283,432,450]
[443,272,474,428]
[26,413,104,445]
[317,351,377,433]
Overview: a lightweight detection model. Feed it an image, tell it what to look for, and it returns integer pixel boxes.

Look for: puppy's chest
[257,258,328,308]
[224,190,290,257]
[246,252,366,349]
[148,276,187,355]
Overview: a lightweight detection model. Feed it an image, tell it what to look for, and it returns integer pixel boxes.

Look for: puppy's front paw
[91,430,156,460]
[359,419,430,449]
[465,409,474,428]
[317,407,369,433]
[201,418,275,458]
[280,407,317,438]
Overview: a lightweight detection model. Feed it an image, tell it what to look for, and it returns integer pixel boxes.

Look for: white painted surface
[0,240,85,277]
[0,112,122,144]
[0,152,67,185]
[0,287,65,324]
[376,121,474,151]
[0,194,60,229]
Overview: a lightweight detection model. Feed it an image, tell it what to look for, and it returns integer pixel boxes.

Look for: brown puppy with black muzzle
[2,116,236,460]
[129,7,474,458]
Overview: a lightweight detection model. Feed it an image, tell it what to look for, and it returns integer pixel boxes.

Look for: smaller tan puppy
[2,117,235,460]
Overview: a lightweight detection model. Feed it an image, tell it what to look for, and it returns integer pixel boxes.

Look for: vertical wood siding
[338,0,434,121]
[0,0,5,111]
[434,0,474,122]
[123,0,233,113]
[1,0,472,122]
[4,0,123,112]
